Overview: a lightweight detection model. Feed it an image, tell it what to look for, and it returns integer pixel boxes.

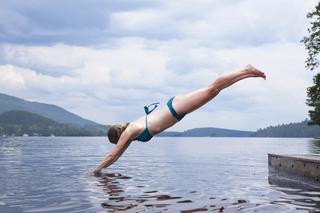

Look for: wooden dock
[268,153,320,188]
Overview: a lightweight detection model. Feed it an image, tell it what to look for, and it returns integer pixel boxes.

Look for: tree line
[0,110,107,136]
[302,2,320,126]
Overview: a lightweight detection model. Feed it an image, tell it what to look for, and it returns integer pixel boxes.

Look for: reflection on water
[1,137,320,212]
[310,139,320,154]
[269,174,320,212]
[95,172,257,212]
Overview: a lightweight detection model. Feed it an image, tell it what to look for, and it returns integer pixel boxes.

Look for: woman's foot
[244,64,266,79]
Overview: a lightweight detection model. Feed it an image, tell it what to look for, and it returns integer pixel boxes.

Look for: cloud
[0,65,25,89]
[206,42,314,129]
[0,41,173,124]
[0,0,317,46]
[0,0,318,131]
[0,39,314,130]
[0,0,157,45]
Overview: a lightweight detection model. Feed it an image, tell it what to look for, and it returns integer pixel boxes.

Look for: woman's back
[131,105,178,137]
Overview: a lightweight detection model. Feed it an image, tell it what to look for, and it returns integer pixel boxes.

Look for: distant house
[23,133,29,137]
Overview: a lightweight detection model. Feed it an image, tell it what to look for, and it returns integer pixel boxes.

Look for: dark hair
[107,123,129,144]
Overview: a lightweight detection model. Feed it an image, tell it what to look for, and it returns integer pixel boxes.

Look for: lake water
[1,137,320,213]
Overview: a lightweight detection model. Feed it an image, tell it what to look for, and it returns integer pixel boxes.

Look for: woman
[93,65,266,175]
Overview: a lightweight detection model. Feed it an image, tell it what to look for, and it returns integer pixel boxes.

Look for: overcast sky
[0,0,318,131]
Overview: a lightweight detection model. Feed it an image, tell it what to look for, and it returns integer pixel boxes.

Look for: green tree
[302,2,320,125]
[307,74,320,125]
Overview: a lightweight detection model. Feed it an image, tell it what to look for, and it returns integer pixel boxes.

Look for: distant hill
[0,93,99,126]
[252,120,320,137]
[159,127,253,137]
[0,110,58,126]
[0,110,106,136]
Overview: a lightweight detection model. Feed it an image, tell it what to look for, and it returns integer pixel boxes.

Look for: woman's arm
[93,130,132,173]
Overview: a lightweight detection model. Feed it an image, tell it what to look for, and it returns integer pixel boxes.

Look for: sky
[0,0,318,131]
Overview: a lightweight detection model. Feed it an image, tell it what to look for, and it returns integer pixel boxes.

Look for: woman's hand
[91,169,102,177]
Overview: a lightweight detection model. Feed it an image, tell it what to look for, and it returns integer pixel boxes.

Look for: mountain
[0,93,99,126]
[252,120,320,137]
[159,127,253,137]
[0,110,58,126]
[0,110,106,136]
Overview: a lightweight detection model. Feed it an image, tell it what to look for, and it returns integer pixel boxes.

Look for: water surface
[1,137,320,212]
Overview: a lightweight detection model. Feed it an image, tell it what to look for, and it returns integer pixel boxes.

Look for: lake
[1,137,320,212]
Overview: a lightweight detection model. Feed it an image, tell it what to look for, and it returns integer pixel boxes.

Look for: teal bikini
[135,96,186,142]
[135,102,159,142]
[167,97,185,121]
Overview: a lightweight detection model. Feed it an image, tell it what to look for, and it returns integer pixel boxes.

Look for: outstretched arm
[93,130,132,174]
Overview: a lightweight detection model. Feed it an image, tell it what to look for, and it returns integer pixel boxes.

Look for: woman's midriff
[132,106,178,136]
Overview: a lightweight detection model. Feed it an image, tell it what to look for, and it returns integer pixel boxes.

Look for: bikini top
[134,102,159,142]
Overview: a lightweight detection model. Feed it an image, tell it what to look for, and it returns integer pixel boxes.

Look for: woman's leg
[173,65,266,115]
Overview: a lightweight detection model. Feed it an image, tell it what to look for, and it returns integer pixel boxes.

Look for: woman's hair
[107,123,129,144]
